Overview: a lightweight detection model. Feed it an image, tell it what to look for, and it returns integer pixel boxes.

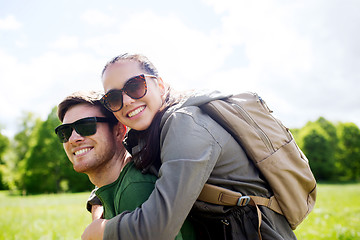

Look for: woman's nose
[122,93,135,106]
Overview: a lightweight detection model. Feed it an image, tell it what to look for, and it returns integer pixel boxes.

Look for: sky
[0,0,359,138]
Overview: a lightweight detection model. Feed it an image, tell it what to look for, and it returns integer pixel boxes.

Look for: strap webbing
[198,183,283,214]
[197,183,285,240]
[251,199,263,240]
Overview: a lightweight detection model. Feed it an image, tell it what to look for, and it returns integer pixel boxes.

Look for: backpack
[197,92,317,230]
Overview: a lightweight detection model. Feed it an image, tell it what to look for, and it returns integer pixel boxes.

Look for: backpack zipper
[257,94,292,142]
[231,102,275,153]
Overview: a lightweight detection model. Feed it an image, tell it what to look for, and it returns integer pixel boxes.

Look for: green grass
[1,183,360,240]
[1,191,91,240]
[294,183,360,239]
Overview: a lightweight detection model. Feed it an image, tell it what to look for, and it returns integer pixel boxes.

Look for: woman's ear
[156,77,166,96]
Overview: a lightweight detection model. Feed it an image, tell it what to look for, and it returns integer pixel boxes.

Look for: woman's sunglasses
[100,74,157,112]
[55,117,114,143]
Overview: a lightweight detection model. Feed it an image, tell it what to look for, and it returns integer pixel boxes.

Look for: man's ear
[114,122,127,142]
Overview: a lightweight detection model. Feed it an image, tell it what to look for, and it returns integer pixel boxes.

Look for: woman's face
[102,60,165,131]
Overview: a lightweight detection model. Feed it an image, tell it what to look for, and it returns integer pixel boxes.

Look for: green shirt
[96,161,196,240]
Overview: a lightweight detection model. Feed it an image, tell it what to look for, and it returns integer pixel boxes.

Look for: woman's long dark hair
[130,88,181,172]
[133,109,167,171]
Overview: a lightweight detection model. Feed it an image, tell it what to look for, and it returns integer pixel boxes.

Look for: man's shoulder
[122,161,157,185]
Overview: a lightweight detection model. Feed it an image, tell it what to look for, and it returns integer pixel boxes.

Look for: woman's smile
[102,60,165,131]
[127,105,146,118]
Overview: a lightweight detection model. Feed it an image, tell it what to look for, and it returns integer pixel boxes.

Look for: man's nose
[67,129,84,143]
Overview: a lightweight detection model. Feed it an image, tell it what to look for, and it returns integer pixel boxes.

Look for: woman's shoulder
[161,103,232,146]
[162,90,229,121]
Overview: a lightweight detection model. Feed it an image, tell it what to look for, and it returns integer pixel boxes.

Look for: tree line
[0,109,359,194]
[0,108,93,194]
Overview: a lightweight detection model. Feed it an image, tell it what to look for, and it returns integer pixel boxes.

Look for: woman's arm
[104,107,226,240]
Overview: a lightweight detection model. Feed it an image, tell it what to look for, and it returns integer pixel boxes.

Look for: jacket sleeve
[104,107,229,240]
[86,187,101,213]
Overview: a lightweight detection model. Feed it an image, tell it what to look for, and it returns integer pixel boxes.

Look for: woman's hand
[82,218,108,240]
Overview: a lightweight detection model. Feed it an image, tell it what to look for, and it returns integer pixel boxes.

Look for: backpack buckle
[237,196,250,206]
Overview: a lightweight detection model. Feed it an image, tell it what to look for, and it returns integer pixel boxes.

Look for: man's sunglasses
[100,74,157,112]
[55,117,115,143]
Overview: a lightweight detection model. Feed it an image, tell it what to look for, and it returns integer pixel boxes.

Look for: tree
[9,112,42,192]
[21,107,93,194]
[0,129,10,189]
[316,117,339,151]
[336,122,360,181]
[0,131,9,163]
[298,119,337,181]
[14,112,40,161]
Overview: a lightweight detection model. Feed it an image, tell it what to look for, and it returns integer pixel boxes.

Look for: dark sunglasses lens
[102,75,147,112]
[56,126,73,143]
[56,120,97,143]
[105,90,123,112]
[124,76,147,99]
[75,121,97,137]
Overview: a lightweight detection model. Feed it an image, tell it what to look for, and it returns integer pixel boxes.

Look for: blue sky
[1,0,359,137]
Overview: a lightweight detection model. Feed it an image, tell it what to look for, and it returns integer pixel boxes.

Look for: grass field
[1,183,360,240]
[294,183,360,240]
[1,191,90,240]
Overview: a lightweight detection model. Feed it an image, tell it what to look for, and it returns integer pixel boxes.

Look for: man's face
[62,104,118,174]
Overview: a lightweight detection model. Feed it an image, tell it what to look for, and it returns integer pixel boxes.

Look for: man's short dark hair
[57,91,118,128]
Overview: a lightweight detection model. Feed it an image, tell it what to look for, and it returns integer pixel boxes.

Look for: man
[55,91,195,240]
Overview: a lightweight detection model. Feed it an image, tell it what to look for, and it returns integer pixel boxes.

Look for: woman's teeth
[128,106,145,117]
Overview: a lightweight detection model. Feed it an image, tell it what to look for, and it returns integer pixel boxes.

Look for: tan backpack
[198,92,317,231]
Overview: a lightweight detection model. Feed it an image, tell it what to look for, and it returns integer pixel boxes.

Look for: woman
[82,53,297,240]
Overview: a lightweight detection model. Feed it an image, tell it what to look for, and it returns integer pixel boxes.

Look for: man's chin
[73,164,89,173]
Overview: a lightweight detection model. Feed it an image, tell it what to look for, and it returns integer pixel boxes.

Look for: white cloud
[15,40,27,48]
[81,9,116,26]
[201,0,360,127]
[83,11,230,91]
[83,4,360,127]
[209,1,313,74]
[1,0,360,138]
[49,36,79,49]
[0,49,104,136]
[0,15,22,30]
[0,50,20,119]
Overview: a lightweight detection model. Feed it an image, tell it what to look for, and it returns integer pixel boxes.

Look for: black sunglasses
[100,74,157,112]
[55,117,114,143]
